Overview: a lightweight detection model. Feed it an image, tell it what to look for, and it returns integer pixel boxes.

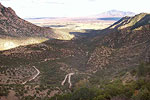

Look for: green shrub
[132,88,150,100]
[71,87,96,100]
[137,63,150,77]
[93,95,107,100]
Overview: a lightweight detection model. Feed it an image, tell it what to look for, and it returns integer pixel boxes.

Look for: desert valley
[0,2,150,100]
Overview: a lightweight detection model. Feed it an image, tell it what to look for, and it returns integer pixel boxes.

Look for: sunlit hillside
[0,37,48,50]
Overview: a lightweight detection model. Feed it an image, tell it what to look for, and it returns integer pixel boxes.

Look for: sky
[0,0,150,18]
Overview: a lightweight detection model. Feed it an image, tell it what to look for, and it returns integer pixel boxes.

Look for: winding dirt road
[61,73,74,88]
[22,66,40,84]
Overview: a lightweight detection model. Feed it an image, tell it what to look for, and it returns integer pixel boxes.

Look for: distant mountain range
[25,10,135,20]
[25,17,64,20]
[93,10,136,18]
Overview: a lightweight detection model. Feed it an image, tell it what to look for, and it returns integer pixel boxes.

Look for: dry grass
[0,37,48,51]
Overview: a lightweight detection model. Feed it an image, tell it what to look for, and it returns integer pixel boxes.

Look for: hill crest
[109,13,150,30]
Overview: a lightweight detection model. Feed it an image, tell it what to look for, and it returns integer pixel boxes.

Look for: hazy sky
[0,0,150,18]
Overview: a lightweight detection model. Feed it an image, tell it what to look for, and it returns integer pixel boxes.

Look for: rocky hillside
[0,3,54,38]
[109,13,150,30]
[0,3,74,50]
[0,13,150,100]
[87,13,150,72]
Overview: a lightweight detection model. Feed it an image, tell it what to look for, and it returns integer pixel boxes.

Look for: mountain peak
[0,3,17,18]
[0,3,4,8]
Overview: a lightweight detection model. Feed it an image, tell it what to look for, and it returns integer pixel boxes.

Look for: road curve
[61,74,69,86]
[61,73,74,88]
[68,73,74,88]
[22,66,40,84]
